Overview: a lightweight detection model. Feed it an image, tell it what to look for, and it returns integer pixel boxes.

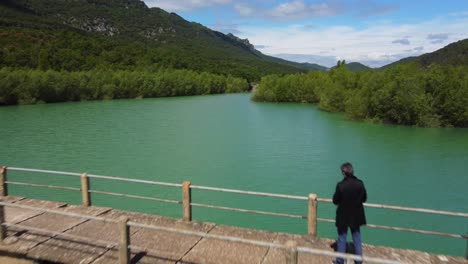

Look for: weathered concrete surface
[25,205,114,263]
[93,249,177,264]
[91,209,216,264]
[0,256,35,264]
[262,233,333,264]
[364,243,468,264]
[0,196,25,203]
[0,198,69,256]
[2,196,65,225]
[181,225,278,264]
[0,198,467,264]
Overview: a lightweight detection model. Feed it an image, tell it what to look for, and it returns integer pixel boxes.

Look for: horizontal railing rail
[87,173,183,188]
[5,222,118,249]
[190,202,307,219]
[88,189,182,204]
[0,201,400,264]
[191,184,308,200]
[1,165,467,259]
[6,167,82,177]
[5,181,81,192]
[318,197,468,217]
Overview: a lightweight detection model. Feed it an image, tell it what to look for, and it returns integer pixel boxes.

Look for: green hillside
[331,61,371,72]
[345,62,371,71]
[381,39,468,68]
[0,0,308,81]
[419,39,468,66]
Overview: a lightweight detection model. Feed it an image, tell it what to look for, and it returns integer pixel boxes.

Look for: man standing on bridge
[333,162,367,264]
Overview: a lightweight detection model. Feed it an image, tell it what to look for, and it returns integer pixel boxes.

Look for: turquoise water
[0,93,467,256]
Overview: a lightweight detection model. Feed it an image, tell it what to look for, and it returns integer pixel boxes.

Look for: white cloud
[145,0,399,21]
[144,0,231,12]
[211,21,241,34]
[449,11,468,17]
[392,38,411,45]
[234,3,254,16]
[233,0,398,22]
[268,0,338,20]
[427,33,450,44]
[240,17,468,67]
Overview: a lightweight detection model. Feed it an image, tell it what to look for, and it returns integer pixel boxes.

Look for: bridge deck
[0,196,466,264]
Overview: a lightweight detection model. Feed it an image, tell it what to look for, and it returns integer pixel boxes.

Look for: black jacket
[333,175,367,229]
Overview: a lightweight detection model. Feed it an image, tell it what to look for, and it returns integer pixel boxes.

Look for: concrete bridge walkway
[1,196,466,264]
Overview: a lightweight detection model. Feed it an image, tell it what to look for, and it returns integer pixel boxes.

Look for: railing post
[0,203,5,241]
[119,216,130,264]
[285,240,298,264]
[81,173,91,207]
[182,181,192,221]
[0,166,8,197]
[308,193,317,236]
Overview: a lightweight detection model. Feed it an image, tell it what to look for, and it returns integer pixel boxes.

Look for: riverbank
[252,63,468,128]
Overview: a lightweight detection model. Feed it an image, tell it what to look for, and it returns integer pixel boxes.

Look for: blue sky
[143,0,468,67]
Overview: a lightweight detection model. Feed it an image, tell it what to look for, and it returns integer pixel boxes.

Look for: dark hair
[341,162,354,177]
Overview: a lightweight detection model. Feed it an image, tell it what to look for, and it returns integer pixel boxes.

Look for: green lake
[0,93,467,257]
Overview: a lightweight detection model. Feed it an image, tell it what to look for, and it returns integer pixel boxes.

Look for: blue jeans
[335,226,362,264]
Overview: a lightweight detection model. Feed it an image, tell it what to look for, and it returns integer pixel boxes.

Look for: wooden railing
[1,166,467,260]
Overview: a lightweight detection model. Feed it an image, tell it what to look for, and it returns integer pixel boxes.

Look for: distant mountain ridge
[381,39,468,68]
[0,0,326,81]
[345,62,371,71]
[330,61,371,72]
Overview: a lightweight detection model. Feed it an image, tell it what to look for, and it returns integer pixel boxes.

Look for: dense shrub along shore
[0,68,250,105]
[253,63,468,128]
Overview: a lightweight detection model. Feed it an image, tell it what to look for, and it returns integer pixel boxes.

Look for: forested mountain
[0,0,310,81]
[264,57,329,72]
[381,39,468,68]
[331,62,371,72]
[345,62,371,71]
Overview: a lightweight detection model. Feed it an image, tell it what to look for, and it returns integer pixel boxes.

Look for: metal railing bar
[190,185,308,200]
[5,181,80,192]
[129,220,287,249]
[128,221,399,264]
[88,190,182,204]
[316,217,467,239]
[317,198,468,218]
[3,222,118,249]
[7,167,81,177]
[296,246,400,264]
[363,203,468,217]
[317,218,335,223]
[365,223,468,239]
[0,202,117,224]
[86,174,182,188]
[190,202,306,219]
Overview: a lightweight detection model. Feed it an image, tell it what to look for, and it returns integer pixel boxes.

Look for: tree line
[0,68,250,105]
[253,63,468,128]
